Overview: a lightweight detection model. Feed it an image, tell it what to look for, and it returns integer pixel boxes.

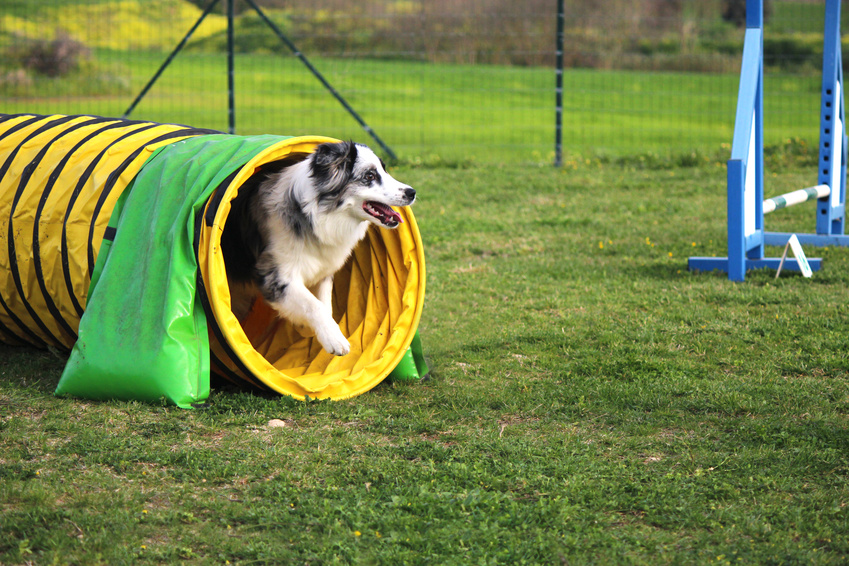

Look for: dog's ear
[310,142,359,205]
[342,141,358,173]
[312,141,357,178]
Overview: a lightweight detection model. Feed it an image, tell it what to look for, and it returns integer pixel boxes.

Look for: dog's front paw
[316,324,350,356]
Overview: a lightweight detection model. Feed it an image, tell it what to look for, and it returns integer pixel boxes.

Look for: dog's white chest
[267,223,368,287]
[300,248,351,286]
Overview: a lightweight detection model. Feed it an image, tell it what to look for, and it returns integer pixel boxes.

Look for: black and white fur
[221,141,416,356]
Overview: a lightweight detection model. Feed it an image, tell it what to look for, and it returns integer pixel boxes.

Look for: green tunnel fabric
[0,114,426,407]
[388,331,428,382]
[57,135,283,407]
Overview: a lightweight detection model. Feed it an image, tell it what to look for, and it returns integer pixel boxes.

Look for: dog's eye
[364,171,376,182]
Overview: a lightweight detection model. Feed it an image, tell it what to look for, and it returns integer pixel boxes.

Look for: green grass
[2,158,848,564]
[0,48,827,163]
[1,0,839,162]
[1,6,847,561]
[770,1,849,34]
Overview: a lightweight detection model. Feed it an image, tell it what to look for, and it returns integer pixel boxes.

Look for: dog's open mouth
[363,201,403,228]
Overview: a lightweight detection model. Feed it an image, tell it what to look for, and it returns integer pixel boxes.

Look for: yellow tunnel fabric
[0,113,210,349]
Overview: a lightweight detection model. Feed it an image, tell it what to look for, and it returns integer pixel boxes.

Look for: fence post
[226,0,235,134]
[243,0,397,160]
[554,0,565,167]
[122,0,221,120]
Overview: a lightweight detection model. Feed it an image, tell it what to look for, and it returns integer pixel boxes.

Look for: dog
[220,141,416,356]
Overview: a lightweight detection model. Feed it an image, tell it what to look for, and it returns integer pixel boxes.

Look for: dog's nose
[404,187,416,201]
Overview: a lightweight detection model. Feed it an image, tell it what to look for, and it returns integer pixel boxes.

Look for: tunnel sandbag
[0,113,214,350]
[57,134,287,407]
[25,125,428,405]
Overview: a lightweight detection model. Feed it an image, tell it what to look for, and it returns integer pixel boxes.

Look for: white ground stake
[775,234,813,278]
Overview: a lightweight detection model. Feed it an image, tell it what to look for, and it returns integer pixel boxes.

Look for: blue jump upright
[689,0,849,281]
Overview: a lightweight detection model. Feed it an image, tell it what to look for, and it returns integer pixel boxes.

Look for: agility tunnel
[0,113,426,407]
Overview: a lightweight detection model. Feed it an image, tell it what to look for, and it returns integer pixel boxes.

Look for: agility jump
[688,0,849,281]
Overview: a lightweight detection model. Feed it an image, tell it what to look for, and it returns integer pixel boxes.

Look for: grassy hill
[1,0,226,50]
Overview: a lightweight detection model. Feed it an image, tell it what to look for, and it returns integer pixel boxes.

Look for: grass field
[2,155,848,564]
[2,0,837,162]
[2,4,848,562]
[0,47,826,163]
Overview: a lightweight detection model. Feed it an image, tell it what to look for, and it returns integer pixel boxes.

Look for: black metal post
[554,0,565,167]
[226,0,236,134]
[123,0,396,159]
[123,0,222,119]
[243,0,397,160]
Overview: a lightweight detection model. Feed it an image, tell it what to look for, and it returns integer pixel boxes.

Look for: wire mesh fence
[0,0,839,163]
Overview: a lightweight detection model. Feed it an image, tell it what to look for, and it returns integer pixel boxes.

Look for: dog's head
[309,141,415,229]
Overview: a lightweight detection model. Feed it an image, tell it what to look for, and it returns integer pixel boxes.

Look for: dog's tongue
[364,201,404,226]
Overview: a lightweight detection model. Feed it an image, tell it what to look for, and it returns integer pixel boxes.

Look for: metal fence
[0,0,838,163]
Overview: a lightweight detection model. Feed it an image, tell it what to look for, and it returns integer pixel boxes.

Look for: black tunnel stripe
[203,173,235,227]
[1,113,171,130]
[204,168,240,228]
[0,113,54,121]
[7,115,96,347]
[212,354,268,391]
[0,113,57,126]
[0,323,27,346]
[85,127,220,278]
[210,354,249,386]
[211,352,268,391]
[31,117,124,344]
[0,294,45,347]
[37,118,141,321]
[0,115,80,346]
[0,115,72,345]
[0,113,31,344]
[0,312,19,346]
[60,121,162,317]
[0,114,47,129]
[0,113,22,125]
[0,115,48,147]
[193,176,270,391]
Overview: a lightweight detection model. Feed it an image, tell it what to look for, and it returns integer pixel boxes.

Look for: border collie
[221,141,416,356]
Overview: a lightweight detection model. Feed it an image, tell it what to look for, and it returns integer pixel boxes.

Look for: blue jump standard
[687,0,848,282]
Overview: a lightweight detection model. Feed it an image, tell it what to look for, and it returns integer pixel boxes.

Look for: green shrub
[764,33,823,71]
[8,34,89,77]
[0,35,130,99]
[635,36,682,56]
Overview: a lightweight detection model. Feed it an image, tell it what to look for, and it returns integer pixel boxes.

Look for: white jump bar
[763,184,830,215]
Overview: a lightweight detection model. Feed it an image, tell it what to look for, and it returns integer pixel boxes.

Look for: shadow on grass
[622,260,692,281]
[636,260,826,283]
[0,343,418,409]
[0,344,66,394]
